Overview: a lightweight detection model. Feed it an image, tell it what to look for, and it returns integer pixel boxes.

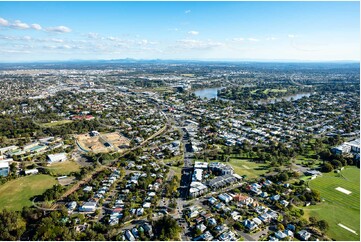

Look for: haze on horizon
[0,1,359,62]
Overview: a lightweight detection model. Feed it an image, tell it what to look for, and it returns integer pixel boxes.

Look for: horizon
[0,57,360,65]
[0,1,360,62]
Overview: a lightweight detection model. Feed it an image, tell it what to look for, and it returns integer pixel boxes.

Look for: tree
[317,220,329,233]
[279,172,289,182]
[154,216,181,240]
[0,209,26,240]
[309,216,317,225]
[322,162,333,172]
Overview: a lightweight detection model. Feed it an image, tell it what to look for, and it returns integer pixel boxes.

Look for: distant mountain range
[0,58,359,65]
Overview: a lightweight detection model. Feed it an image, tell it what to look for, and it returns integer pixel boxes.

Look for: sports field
[46,160,81,176]
[0,174,57,211]
[305,167,360,241]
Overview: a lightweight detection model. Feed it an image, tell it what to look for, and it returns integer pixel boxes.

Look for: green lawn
[262,88,287,94]
[41,120,73,127]
[170,166,182,180]
[46,160,81,176]
[305,167,360,241]
[0,174,57,211]
[228,159,269,179]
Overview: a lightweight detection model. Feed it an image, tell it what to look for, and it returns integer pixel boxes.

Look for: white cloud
[288,34,295,38]
[0,17,9,26]
[46,26,72,33]
[87,32,99,39]
[11,20,30,29]
[266,37,277,41]
[139,39,148,45]
[107,36,118,41]
[168,28,179,32]
[188,30,199,36]
[248,38,260,42]
[176,39,223,50]
[23,36,32,41]
[31,23,42,30]
[50,38,64,43]
[185,10,191,14]
[232,38,244,42]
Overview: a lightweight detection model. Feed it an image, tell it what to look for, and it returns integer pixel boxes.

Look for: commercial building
[209,162,234,175]
[189,181,208,198]
[194,161,208,170]
[47,153,67,163]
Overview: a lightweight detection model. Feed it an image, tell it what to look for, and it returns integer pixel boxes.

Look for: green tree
[0,209,26,240]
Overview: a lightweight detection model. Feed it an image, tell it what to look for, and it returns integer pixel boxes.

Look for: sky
[0,1,359,62]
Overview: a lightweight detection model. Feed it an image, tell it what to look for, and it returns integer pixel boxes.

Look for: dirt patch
[76,132,130,153]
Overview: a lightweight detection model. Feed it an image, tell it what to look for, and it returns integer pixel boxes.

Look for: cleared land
[46,160,81,176]
[305,167,360,241]
[76,132,130,153]
[228,159,269,179]
[41,120,73,127]
[0,174,57,211]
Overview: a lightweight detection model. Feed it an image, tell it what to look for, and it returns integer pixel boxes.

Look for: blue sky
[0,1,359,62]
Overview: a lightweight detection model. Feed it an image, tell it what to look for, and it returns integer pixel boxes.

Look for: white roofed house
[47,153,67,163]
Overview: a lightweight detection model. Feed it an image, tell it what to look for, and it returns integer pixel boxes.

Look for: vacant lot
[77,132,130,153]
[0,174,57,211]
[47,160,81,176]
[228,159,269,179]
[305,167,360,241]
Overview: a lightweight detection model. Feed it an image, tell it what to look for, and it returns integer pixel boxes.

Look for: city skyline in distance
[0,1,360,62]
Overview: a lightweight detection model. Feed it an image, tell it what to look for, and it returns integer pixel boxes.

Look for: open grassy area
[41,120,73,127]
[228,159,269,179]
[262,88,287,94]
[305,167,360,241]
[170,166,182,180]
[46,160,81,176]
[293,155,321,169]
[0,174,57,211]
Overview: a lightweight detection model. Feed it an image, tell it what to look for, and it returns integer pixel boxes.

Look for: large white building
[0,145,18,155]
[194,161,208,170]
[47,153,67,163]
[192,169,203,182]
[0,159,10,177]
[189,181,208,198]
[79,202,97,212]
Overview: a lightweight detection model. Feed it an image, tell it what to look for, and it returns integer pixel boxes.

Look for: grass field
[46,160,81,176]
[0,174,57,211]
[41,120,73,127]
[170,166,182,180]
[262,88,287,94]
[228,159,269,179]
[305,167,360,241]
